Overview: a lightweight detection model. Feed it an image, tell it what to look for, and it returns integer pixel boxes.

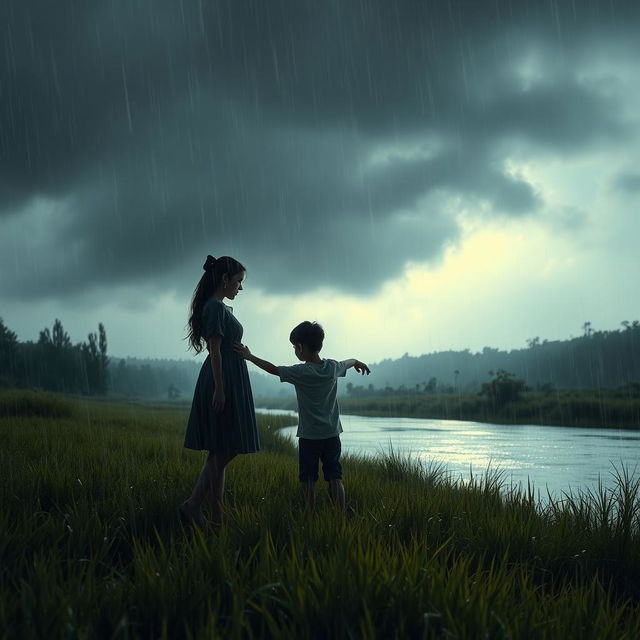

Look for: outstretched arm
[234,343,279,377]
[343,358,371,375]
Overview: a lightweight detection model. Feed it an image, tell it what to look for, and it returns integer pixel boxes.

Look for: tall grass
[1,391,639,638]
[0,388,77,418]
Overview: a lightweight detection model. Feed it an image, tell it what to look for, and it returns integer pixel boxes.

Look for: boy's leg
[328,479,346,511]
[298,438,320,510]
[321,437,345,511]
[300,480,316,510]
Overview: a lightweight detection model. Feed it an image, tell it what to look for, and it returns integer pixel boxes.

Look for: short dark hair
[289,321,324,352]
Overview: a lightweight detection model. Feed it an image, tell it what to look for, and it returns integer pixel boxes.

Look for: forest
[0,317,285,400]
[2,318,639,401]
[351,321,640,396]
[0,318,109,395]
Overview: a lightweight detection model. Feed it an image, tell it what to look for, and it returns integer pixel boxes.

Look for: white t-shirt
[278,359,349,439]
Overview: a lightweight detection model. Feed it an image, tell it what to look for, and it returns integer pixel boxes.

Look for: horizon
[4,314,633,368]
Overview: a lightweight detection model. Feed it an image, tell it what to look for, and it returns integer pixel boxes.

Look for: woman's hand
[233,342,252,359]
[212,388,226,411]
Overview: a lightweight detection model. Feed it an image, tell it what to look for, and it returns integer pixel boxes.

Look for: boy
[234,321,370,510]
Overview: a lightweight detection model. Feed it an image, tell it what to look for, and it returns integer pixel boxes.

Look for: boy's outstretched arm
[343,359,371,375]
[233,342,279,376]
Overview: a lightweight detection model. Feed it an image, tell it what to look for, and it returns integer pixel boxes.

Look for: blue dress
[184,298,260,453]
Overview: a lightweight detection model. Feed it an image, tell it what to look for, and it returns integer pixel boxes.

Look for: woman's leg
[208,450,236,526]
[181,456,213,527]
[184,450,236,526]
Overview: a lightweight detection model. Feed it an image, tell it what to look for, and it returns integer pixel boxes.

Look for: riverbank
[256,387,640,429]
[1,390,639,638]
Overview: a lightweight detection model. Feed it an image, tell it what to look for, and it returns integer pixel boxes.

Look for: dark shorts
[298,436,342,482]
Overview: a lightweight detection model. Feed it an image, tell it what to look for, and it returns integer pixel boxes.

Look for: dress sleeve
[202,300,226,340]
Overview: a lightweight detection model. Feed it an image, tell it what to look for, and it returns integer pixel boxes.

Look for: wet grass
[0,388,78,419]
[1,391,639,638]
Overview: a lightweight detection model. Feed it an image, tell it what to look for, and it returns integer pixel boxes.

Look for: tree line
[110,357,198,399]
[1,318,109,394]
[3,317,639,400]
[0,317,287,400]
[109,356,289,400]
[344,321,640,397]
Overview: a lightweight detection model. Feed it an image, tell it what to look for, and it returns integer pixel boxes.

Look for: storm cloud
[1,0,637,300]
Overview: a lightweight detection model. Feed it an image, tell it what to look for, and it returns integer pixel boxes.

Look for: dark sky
[1,1,639,361]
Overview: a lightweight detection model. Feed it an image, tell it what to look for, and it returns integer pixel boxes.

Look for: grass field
[1,389,639,639]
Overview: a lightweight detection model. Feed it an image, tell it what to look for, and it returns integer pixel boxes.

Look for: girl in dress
[180,255,260,527]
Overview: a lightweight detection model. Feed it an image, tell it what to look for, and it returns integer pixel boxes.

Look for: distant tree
[52,319,71,349]
[0,318,111,395]
[537,382,556,395]
[0,318,19,386]
[113,359,129,395]
[139,364,159,396]
[98,323,109,392]
[424,377,437,393]
[480,370,528,410]
[35,319,78,392]
[81,331,102,394]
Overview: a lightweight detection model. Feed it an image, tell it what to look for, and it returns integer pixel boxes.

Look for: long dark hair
[187,255,246,353]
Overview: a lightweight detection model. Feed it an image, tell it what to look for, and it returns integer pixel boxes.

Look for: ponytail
[186,255,246,352]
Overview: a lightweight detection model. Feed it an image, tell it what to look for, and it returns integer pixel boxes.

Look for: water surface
[259,410,640,498]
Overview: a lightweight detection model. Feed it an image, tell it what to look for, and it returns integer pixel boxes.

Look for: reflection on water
[258,409,640,498]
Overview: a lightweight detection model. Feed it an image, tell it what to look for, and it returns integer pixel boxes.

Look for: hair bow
[203,255,216,271]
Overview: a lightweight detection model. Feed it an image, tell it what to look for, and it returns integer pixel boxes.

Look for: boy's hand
[233,342,252,359]
[354,360,370,375]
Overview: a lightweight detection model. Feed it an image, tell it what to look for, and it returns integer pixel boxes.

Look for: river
[258,410,640,499]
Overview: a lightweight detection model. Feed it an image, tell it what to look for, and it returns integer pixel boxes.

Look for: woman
[180,255,260,527]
